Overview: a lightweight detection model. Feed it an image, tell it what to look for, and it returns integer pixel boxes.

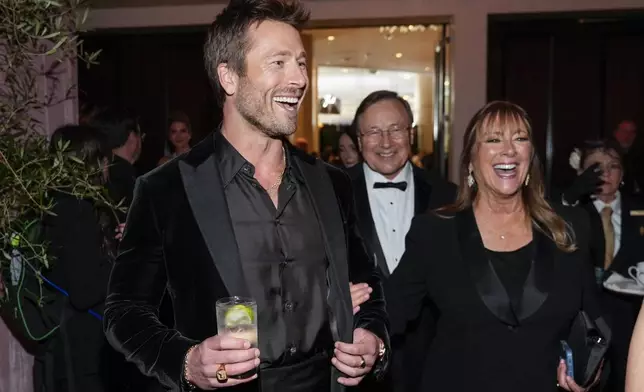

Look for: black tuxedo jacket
[582,195,644,279]
[387,205,604,392]
[347,164,456,392]
[348,164,456,278]
[104,132,390,392]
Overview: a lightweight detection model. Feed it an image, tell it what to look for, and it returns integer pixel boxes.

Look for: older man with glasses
[346,90,456,392]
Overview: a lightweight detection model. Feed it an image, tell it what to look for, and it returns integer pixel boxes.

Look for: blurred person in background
[613,120,643,198]
[158,111,193,166]
[562,139,644,392]
[43,125,115,392]
[91,108,143,223]
[337,131,360,169]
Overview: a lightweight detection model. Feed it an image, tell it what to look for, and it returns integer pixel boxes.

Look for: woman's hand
[350,282,372,315]
[115,223,126,241]
[557,359,603,392]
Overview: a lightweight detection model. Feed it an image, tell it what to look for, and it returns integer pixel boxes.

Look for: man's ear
[217,63,238,97]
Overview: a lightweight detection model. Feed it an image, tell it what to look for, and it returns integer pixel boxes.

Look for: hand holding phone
[560,340,574,379]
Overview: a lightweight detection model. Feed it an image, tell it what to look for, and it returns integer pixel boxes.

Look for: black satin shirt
[215,132,332,367]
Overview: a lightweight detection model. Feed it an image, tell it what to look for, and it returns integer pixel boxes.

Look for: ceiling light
[395,52,403,58]
[327,35,335,41]
[342,68,349,73]
[424,66,431,71]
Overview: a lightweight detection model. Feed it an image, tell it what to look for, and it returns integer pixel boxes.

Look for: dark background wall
[487,13,644,189]
[78,29,220,174]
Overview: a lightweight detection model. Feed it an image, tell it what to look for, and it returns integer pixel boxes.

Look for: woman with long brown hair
[386,101,603,391]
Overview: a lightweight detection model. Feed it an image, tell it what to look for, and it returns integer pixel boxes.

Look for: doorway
[301,23,452,177]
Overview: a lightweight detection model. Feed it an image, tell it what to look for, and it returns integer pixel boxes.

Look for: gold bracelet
[184,344,198,390]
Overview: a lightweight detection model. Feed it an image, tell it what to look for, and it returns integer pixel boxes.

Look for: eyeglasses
[360,126,410,142]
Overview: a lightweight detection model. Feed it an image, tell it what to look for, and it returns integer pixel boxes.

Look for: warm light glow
[327,35,335,41]
[424,66,431,72]
[402,95,411,101]
[342,68,349,73]
[395,52,403,58]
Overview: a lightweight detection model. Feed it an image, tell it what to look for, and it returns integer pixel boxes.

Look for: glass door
[433,24,452,179]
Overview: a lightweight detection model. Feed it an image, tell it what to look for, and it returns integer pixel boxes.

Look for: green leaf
[45,36,68,55]
[41,32,61,40]
[68,155,84,165]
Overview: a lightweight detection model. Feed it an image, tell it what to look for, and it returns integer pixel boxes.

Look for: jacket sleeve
[340,171,391,380]
[104,177,197,391]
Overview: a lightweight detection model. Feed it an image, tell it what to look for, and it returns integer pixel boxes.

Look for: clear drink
[215,297,258,379]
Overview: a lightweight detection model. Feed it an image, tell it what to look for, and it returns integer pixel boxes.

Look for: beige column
[294,32,315,152]
[450,12,487,184]
[416,73,435,156]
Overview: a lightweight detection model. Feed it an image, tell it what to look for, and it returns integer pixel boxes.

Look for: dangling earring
[467,172,475,188]
[524,174,530,187]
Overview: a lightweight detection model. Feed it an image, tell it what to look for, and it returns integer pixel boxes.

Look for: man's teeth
[494,164,517,170]
[273,97,299,104]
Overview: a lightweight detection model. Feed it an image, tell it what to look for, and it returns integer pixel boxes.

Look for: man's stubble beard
[235,78,298,138]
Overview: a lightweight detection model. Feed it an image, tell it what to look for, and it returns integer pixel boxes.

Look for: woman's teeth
[493,164,517,171]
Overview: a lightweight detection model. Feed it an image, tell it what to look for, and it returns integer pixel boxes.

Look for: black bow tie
[373,181,408,191]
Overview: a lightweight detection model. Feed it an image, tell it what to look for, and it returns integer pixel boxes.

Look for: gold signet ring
[216,364,228,383]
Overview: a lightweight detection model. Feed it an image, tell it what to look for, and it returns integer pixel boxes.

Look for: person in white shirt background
[563,139,644,392]
[345,90,456,392]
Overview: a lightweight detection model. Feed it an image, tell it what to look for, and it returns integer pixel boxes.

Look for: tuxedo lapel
[353,168,390,277]
[413,166,431,216]
[457,209,517,325]
[517,228,554,322]
[456,209,553,326]
[294,154,352,342]
[178,135,250,298]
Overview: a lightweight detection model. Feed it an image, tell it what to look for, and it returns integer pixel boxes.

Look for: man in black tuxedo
[103,1,389,391]
[346,91,456,392]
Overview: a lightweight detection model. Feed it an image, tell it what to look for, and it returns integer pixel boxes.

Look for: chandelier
[379,25,429,40]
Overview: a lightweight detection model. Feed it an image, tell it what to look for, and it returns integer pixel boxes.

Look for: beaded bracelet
[183,345,198,391]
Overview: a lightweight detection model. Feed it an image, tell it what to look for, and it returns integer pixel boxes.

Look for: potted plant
[0,0,121,341]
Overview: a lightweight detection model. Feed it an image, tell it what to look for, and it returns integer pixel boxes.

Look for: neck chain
[267,147,286,195]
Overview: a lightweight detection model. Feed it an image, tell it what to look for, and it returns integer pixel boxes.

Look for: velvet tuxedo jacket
[103,132,390,392]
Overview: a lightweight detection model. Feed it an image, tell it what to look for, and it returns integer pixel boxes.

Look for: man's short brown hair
[204,0,310,108]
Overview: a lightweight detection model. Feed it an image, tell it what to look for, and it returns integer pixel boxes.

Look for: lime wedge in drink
[224,304,254,328]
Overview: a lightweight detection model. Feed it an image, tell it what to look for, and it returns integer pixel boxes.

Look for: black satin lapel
[354,171,390,277]
[413,166,431,215]
[295,159,352,341]
[456,209,518,326]
[179,157,250,298]
[516,229,553,322]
